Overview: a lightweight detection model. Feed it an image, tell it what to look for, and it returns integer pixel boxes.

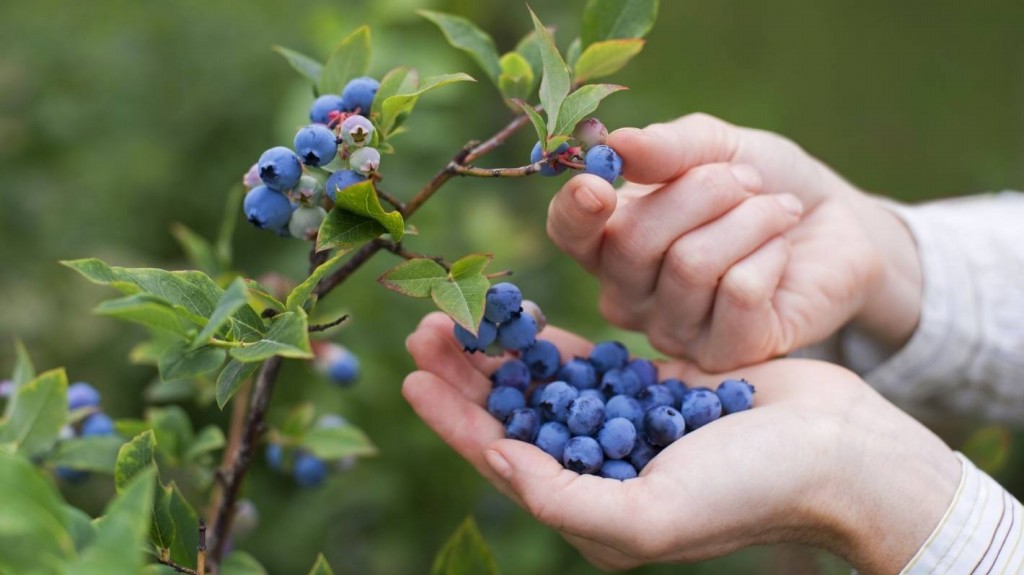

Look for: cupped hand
[403,313,958,573]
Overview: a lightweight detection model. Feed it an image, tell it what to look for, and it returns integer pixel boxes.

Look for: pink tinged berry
[243,163,261,188]
[340,115,375,148]
[295,175,324,204]
[573,117,608,151]
[520,300,547,332]
[349,147,380,176]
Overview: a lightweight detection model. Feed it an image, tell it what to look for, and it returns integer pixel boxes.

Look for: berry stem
[557,157,586,170]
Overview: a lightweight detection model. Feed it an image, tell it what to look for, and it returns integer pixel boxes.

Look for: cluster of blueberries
[459,283,755,481]
[57,382,119,483]
[242,76,382,240]
[532,118,624,184]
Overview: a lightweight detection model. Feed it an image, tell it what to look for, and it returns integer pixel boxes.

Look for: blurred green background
[2,0,1023,573]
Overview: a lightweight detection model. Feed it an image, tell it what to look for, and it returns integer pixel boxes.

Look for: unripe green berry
[288,206,327,240]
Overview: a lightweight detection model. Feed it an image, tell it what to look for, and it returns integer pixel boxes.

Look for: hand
[403,313,960,573]
[547,113,922,371]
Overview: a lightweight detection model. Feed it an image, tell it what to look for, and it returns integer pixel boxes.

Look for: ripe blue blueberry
[557,358,598,390]
[453,319,498,353]
[265,443,283,470]
[636,384,676,412]
[81,413,116,437]
[521,340,560,379]
[486,386,526,422]
[349,146,380,176]
[67,382,101,410]
[244,186,294,231]
[340,115,375,148]
[605,394,644,430]
[492,359,531,391]
[294,124,339,167]
[534,421,571,462]
[681,387,723,430]
[578,389,605,403]
[597,417,636,459]
[484,283,523,323]
[497,313,537,351]
[662,378,689,407]
[327,351,360,387]
[644,406,686,447]
[309,94,348,124]
[563,436,603,474]
[627,359,658,387]
[716,379,756,414]
[341,76,379,115]
[528,383,546,408]
[600,367,642,397]
[583,144,623,184]
[530,141,570,176]
[589,341,628,374]
[629,437,660,472]
[504,408,541,442]
[288,206,327,240]
[599,459,638,481]
[293,452,328,488]
[566,393,606,436]
[258,146,303,191]
[325,169,367,202]
[539,381,579,423]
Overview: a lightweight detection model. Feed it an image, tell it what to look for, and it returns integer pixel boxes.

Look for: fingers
[406,313,492,404]
[546,174,617,272]
[608,113,740,185]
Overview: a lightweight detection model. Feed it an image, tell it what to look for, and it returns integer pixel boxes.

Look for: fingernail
[573,184,604,214]
[484,449,512,480]
[777,193,804,216]
[729,164,762,191]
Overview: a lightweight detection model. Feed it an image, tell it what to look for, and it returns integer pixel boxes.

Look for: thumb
[609,113,740,185]
[547,174,616,271]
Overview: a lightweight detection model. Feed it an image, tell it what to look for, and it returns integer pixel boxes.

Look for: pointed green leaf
[378,258,448,298]
[114,430,156,492]
[72,468,156,575]
[553,84,627,136]
[317,210,387,251]
[380,73,476,136]
[432,274,489,334]
[0,451,76,573]
[0,368,67,457]
[528,7,570,136]
[243,279,285,315]
[431,516,500,575]
[64,504,96,553]
[171,223,218,275]
[216,185,244,268]
[273,45,324,86]
[498,52,535,103]
[581,0,659,47]
[302,424,377,460]
[566,37,583,70]
[331,180,405,242]
[151,484,176,561]
[319,26,371,95]
[450,254,492,279]
[148,405,194,461]
[216,359,260,409]
[192,277,249,349]
[510,99,548,152]
[307,554,336,575]
[574,39,644,83]
[229,311,313,362]
[45,436,124,473]
[4,339,36,418]
[158,341,226,381]
[166,483,199,569]
[94,294,196,337]
[286,250,349,311]
[185,425,225,461]
[221,551,269,575]
[373,66,419,117]
[513,30,543,82]
[419,10,501,82]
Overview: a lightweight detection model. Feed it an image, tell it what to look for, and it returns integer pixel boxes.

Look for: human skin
[546,113,922,372]
[403,313,960,574]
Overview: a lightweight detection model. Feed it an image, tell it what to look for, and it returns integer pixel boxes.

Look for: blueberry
[504,408,541,442]
[243,163,261,188]
[309,94,348,124]
[605,394,644,430]
[644,406,686,447]
[539,381,579,423]
[589,341,628,374]
[487,386,526,422]
[265,443,283,470]
[340,115,375,148]
[583,144,623,184]
[681,387,723,429]
[567,393,606,436]
[578,389,605,403]
[56,467,90,483]
[325,169,367,202]
[636,384,675,412]
[485,283,523,323]
[288,206,327,240]
[599,459,638,481]
[453,319,498,353]
[258,146,303,191]
[67,382,101,410]
[327,351,360,387]
[244,186,294,231]
[521,340,560,379]
[341,76,379,115]
[600,368,642,397]
[627,359,658,387]
[528,383,547,408]
[497,313,537,352]
[80,413,115,437]
[294,124,339,167]
[573,118,608,151]
[629,436,660,471]
[293,453,328,488]
[491,359,531,391]
[597,417,636,459]
[349,146,380,176]
[557,358,598,390]
[535,421,571,462]
[716,379,756,414]
[530,141,570,176]
[662,378,690,407]
[295,174,324,203]
[563,436,603,474]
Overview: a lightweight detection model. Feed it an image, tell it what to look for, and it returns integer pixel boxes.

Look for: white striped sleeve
[901,453,1024,574]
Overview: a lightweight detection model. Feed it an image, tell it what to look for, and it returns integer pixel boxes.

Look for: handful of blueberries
[458,282,755,481]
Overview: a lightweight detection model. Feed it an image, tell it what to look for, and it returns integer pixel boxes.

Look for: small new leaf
[216,359,261,409]
[229,311,313,363]
[419,10,501,82]
[373,67,419,117]
[581,0,659,48]
[307,554,336,575]
[319,26,371,95]
[273,45,324,87]
[498,52,535,103]
[0,368,67,458]
[574,39,645,83]
[286,249,350,311]
[431,516,500,575]
[528,7,571,136]
[114,430,156,492]
[554,84,627,136]
[380,73,476,136]
[192,277,249,349]
[327,180,405,244]
[170,223,218,276]
[378,258,448,298]
[4,339,36,418]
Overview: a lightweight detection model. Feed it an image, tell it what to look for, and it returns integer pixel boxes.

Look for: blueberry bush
[0,2,658,574]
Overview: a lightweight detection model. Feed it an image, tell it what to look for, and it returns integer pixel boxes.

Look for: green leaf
[379,73,476,136]
[158,341,226,381]
[553,84,627,136]
[419,10,501,82]
[307,554,336,575]
[243,279,285,315]
[216,359,260,409]
[4,339,36,418]
[566,37,582,71]
[498,52,535,103]
[431,516,500,575]
[372,66,419,117]
[0,368,67,458]
[581,0,659,47]
[145,379,197,404]
[279,402,316,439]
[317,210,387,251]
[64,504,96,552]
[221,551,269,575]
[166,483,199,569]
[114,430,156,492]
[273,45,324,86]
[72,468,156,575]
[216,185,244,268]
[328,180,405,243]
[192,277,249,348]
[0,451,76,573]
[148,405,194,461]
[229,311,313,363]
[432,275,489,335]
[45,436,123,473]
[513,30,543,82]
[528,7,571,137]
[94,294,196,337]
[574,39,644,83]
[185,425,225,461]
[319,26,371,96]
[510,99,548,151]
[301,424,377,460]
[378,258,448,298]
[450,253,492,279]
[286,250,349,311]
[171,223,218,275]
[151,484,176,562]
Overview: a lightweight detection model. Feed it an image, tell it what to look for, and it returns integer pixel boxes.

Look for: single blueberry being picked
[599,459,638,481]
[681,387,723,430]
[716,378,756,414]
[487,386,526,422]
[341,76,379,115]
[530,141,570,176]
[589,341,628,374]
[644,405,686,447]
[566,393,606,436]
[325,169,367,202]
[484,283,523,323]
[258,146,303,191]
[557,358,598,390]
[497,313,537,351]
[504,408,541,442]
[563,436,603,474]
[521,340,561,379]
[67,382,101,410]
[534,421,571,462]
[539,381,579,423]
[573,118,608,151]
[293,124,339,167]
[244,186,293,231]
[453,319,498,353]
[583,144,623,184]
[597,417,636,459]
[491,359,530,391]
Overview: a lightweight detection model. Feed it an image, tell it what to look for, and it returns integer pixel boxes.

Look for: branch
[156,557,198,575]
[381,240,451,271]
[450,161,545,178]
[197,519,207,575]
[308,314,350,333]
[376,187,406,212]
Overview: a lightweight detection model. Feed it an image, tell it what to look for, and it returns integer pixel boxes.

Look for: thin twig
[485,269,514,280]
[450,161,544,178]
[308,314,350,333]
[376,187,406,212]
[156,557,198,575]
[197,519,207,575]
[381,240,451,271]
